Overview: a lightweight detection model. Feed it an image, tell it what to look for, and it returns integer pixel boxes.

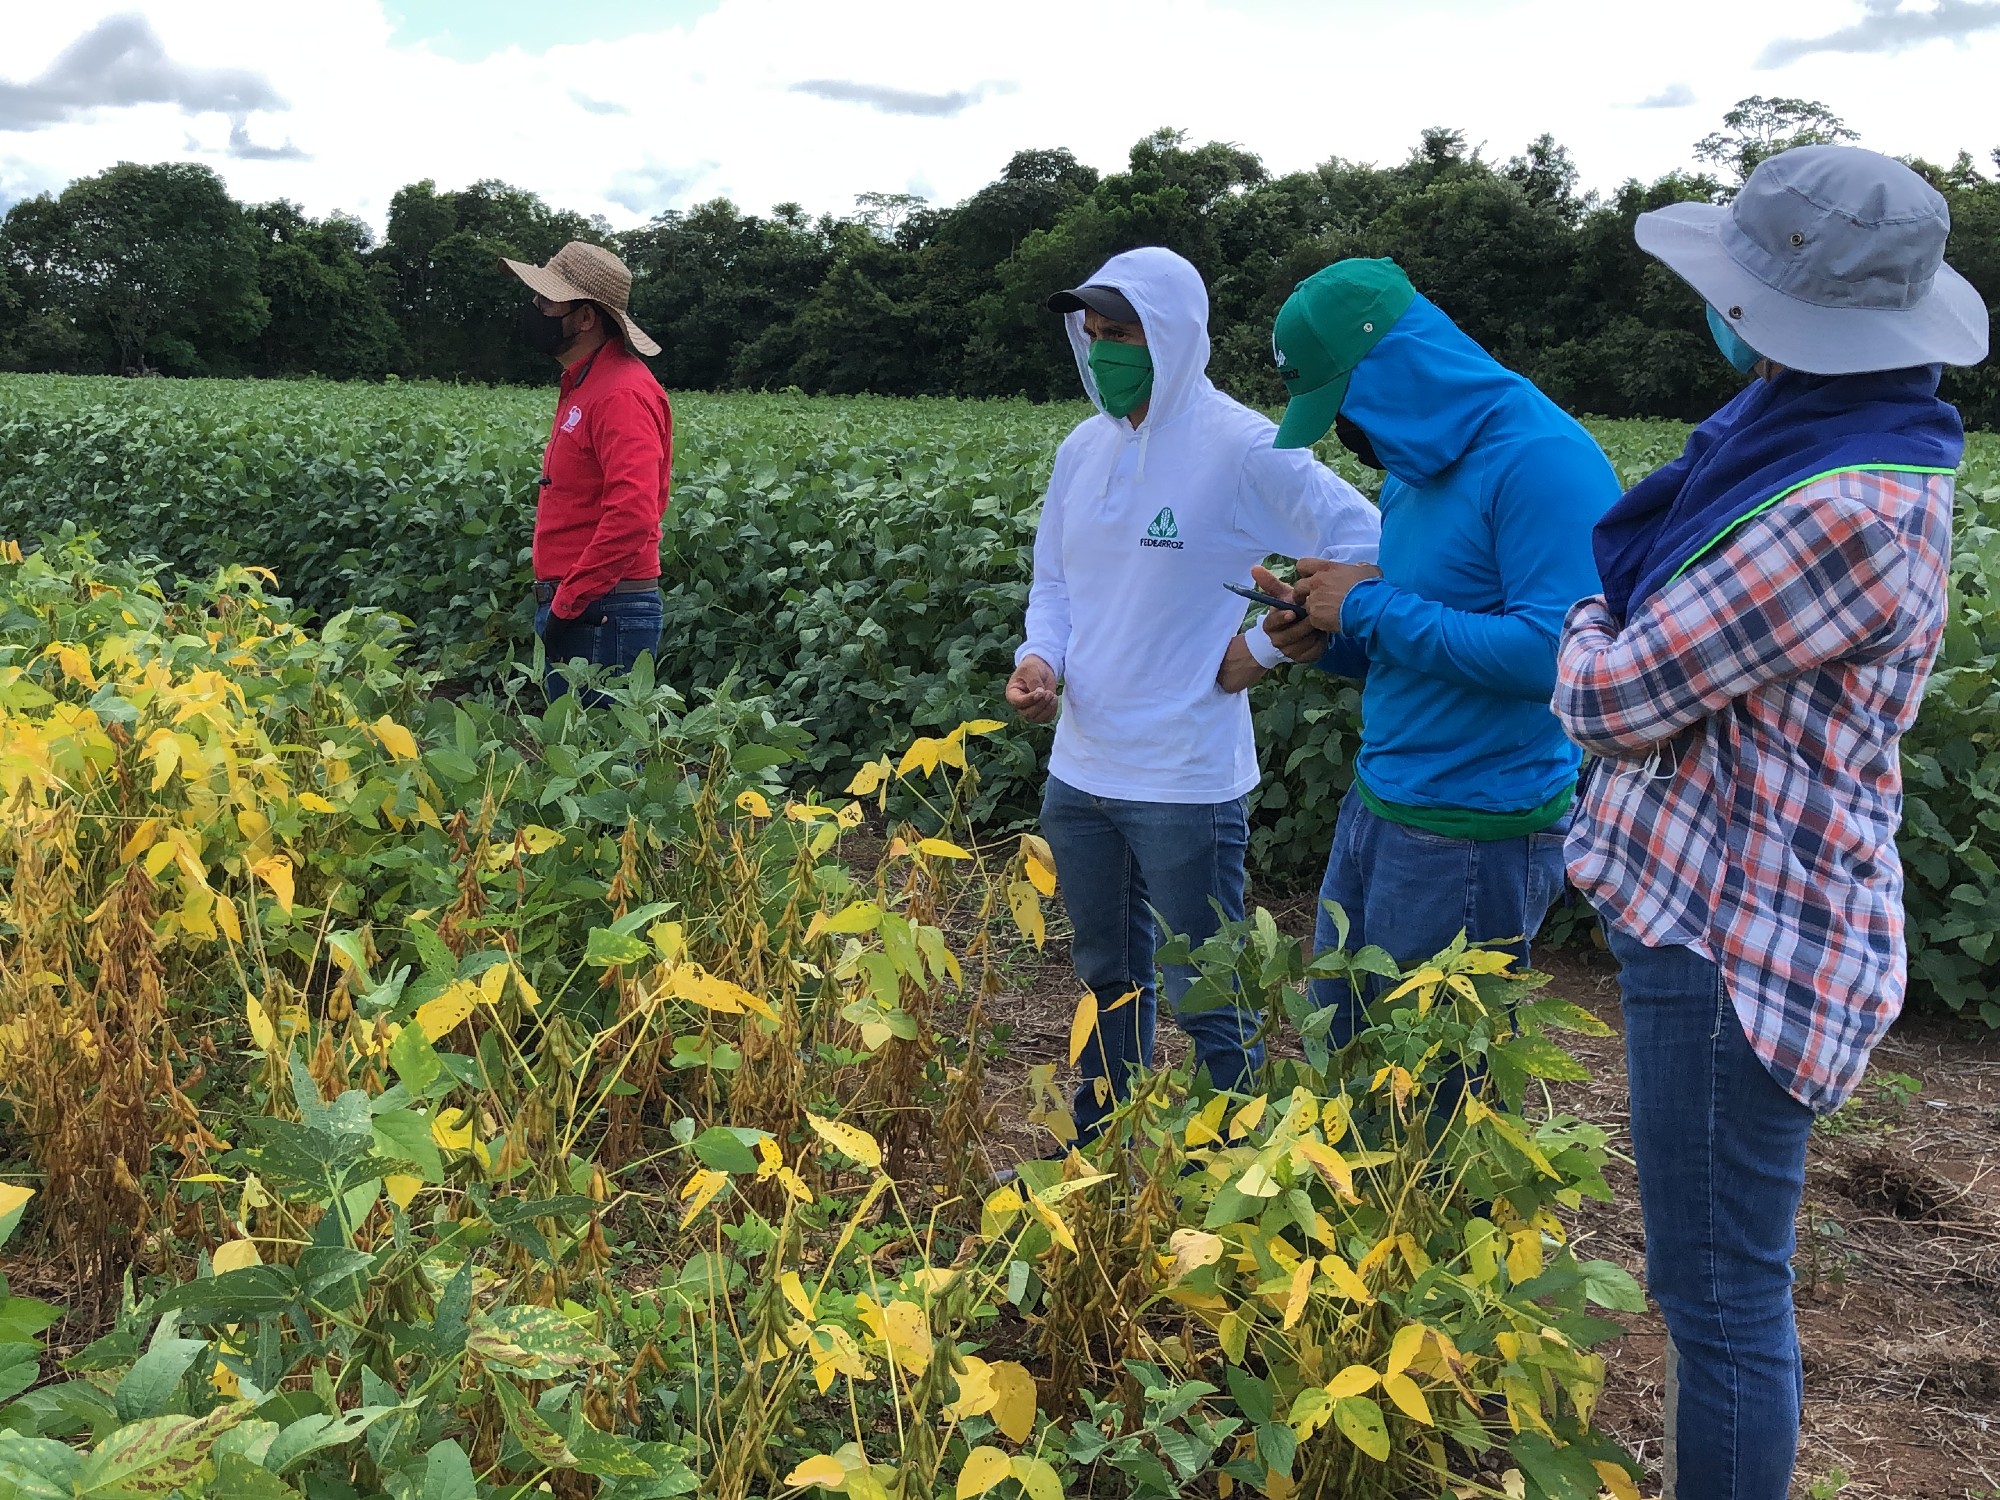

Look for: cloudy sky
[3,0,1998,230]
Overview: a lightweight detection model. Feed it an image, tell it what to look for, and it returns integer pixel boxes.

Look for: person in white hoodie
[1005,246,1380,1141]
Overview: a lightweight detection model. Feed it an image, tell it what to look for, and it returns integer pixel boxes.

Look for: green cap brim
[1272,370,1352,449]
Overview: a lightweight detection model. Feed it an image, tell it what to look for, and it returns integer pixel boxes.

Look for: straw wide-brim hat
[500,240,660,357]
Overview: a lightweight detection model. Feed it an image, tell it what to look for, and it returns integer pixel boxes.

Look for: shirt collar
[560,338,617,392]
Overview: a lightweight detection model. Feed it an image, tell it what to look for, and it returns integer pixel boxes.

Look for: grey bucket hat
[1636,144,1988,374]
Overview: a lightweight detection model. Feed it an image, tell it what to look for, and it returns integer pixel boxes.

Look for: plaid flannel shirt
[1555,469,1956,1113]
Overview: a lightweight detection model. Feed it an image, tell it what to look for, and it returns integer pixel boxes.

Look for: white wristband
[1244,622,1290,669]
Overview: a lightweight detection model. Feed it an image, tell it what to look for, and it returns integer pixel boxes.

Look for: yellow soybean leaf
[735,789,771,818]
[1281,1258,1314,1330]
[1183,1094,1229,1148]
[512,968,542,1008]
[1386,1321,1426,1380]
[210,1239,261,1274]
[212,894,242,944]
[1024,855,1056,897]
[956,1446,1011,1498]
[1006,881,1045,949]
[1237,1162,1282,1199]
[1381,966,1444,1004]
[917,837,971,859]
[250,854,295,914]
[1381,1372,1433,1425]
[1325,1364,1379,1399]
[431,1108,474,1151]
[960,719,1006,737]
[944,1355,996,1420]
[1593,1461,1640,1500]
[119,819,159,864]
[1067,991,1097,1067]
[806,1112,882,1171]
[1009,1457,1061,1500]
[808,1325,873,1393]
[384,1174,423,1210]
[479,964,508,1004]
[1507,1228,1544,1285]
[980,1183,1024,1235]
[821,901,884,936]
[1292,1137,1357,1202]
[989,1360,1038,1444]
[413,797,443,831]
[835,802,864,830]
[678,1168,730,1227]
[1167,1228,1224,1281]
[0,1184,31,1227]
[857,1296,931,1374]
[416,980,481,1041]
[845,757,891,796]
[1227,1095,1267,1139]
[296,792,337,813]
[1023,1189,1077,1252]
[371,716,418,760]
[778,1271,816,1321]
[245,994,278,1054]
[783,1455,850,1490]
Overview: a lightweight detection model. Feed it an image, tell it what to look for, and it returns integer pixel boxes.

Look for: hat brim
[1047,284,1141,324]
[1272,371,1352,450]
[1634,203,1989,374]
[499,256,662,357]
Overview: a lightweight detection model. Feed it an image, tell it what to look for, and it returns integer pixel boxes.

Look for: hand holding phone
[1224,579,1306,617]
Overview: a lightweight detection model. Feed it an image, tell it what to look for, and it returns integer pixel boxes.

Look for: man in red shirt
[500,241,672,699]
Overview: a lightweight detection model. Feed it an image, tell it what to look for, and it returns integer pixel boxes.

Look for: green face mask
[1087,339,1154,419]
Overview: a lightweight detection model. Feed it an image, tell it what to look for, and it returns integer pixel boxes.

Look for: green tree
[9,162,266,374]
[620,199,834,389]
[250,201,396,379]
[372,179,608,381]
[1694,96,1858,187]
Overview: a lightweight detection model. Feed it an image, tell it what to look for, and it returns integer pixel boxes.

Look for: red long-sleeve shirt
[532,339,673,619]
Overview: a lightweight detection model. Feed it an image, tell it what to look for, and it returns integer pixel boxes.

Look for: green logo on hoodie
[1141,507,1182,549]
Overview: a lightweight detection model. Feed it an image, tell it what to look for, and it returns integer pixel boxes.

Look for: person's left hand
[1294,558,1384,633]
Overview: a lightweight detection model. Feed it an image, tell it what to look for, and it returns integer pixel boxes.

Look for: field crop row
[1,374,1994,1024]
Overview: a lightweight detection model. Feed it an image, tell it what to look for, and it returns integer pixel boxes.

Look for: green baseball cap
[1271,258,1417,448]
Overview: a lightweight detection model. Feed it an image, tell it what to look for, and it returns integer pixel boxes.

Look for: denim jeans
[1607,922,1814,1500]
[534,590,663,703]
[1309,794,1570,1044]
[1038,776,1263,1140]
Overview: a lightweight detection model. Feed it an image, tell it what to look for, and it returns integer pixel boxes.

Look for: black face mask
[1335,412,1384,471]
[513,303,572,356]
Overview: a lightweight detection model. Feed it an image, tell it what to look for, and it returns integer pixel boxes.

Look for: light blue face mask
[1706,305,1762,375]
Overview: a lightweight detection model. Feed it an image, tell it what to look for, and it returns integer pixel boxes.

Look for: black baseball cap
[1046,283,1140,323]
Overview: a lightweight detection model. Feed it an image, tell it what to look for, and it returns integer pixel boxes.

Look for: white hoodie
[1017,247,1381,804]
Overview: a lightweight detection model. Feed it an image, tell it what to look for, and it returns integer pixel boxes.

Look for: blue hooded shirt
[1320,295,1621,817]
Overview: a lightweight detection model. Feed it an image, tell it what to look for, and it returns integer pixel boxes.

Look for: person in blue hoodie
[1219,259,1620,1033]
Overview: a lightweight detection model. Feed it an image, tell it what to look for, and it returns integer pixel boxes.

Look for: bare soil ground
[976,880,2000,1500]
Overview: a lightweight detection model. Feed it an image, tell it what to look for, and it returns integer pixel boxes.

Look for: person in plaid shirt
[1556,146,1988,1500]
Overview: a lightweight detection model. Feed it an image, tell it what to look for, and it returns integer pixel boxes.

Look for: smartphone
[1224,580,1305,616]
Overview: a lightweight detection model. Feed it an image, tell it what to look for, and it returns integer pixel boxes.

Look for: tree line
[5,97,1997,426]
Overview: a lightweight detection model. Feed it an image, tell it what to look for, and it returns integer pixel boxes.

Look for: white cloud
[1631,83,1698,109]
[1,0,1997,231]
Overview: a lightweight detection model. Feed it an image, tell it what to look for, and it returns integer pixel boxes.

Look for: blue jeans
[534,590,663,703]
[1038,776,1263,1140]
[1310,794,1570,1043]
[1608,923,1813,1500]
